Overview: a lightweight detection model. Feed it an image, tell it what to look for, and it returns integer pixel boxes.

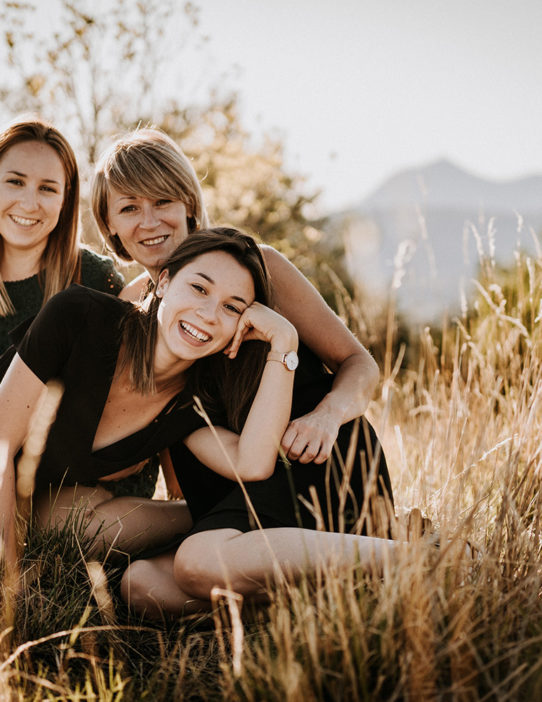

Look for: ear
[186,213,197,233]
[155,270,170,298]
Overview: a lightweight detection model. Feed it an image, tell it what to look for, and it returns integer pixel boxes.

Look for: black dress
[14,286,215,493]
[169,344,394,538]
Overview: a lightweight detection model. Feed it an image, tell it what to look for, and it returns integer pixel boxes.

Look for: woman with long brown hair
[0,228,298,569]
[0,117,123,358]
[92,128,392,498]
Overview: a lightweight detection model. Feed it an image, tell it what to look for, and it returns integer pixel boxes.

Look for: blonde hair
[92,128,209,261]
[0,118,80,316]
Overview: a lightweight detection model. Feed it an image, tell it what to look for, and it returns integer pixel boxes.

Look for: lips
[179,321,212,343]
[140,235,169,247]
[10,214,40,227]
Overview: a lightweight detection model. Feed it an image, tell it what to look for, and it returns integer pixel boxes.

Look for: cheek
[51,198,64,222]
[171,211,189,236]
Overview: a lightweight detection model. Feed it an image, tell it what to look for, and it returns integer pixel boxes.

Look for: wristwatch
[267,350,299,371]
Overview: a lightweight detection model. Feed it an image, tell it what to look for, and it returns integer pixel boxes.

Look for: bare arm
[261,245,379,464]
[184,303,298,481]
[0,355,45,569]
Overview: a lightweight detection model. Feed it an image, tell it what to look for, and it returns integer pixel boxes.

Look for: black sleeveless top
[14,286,216,491]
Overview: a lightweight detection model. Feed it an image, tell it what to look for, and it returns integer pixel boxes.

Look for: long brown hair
[121,227,273,432]
[0,118,80,316]
[92,128,208,261]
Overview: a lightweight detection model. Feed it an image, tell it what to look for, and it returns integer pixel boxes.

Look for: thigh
[286,416,394,534]
[236,416,393,535]
[33,484,114,530]
[174,529,242,578]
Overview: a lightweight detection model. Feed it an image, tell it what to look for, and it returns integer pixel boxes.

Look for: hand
[280,406,341,464]
[225,302,298,359]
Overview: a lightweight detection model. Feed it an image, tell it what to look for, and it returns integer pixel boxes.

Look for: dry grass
[2,244,542,700]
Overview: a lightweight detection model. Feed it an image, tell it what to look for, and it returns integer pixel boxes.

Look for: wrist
[269,334,298,354]
[314,395,348,426]
[267,349,299,371]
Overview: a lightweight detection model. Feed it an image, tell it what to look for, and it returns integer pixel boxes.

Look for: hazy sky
[192,0,542,212]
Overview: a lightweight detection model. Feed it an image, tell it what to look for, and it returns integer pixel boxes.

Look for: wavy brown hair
[0,118,80,316]
[120,227,272,432]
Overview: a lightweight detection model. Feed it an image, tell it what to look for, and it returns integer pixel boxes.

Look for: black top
[15,286,215,491]
[0,247,124,354]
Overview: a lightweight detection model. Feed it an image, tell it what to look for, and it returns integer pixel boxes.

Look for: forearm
[317,351,379,424]
[235,358,295,478]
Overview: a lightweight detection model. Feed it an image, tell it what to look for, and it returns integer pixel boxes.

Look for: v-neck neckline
[89,347,189,456]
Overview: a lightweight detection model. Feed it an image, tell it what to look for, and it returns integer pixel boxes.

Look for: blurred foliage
[0,0,352,307]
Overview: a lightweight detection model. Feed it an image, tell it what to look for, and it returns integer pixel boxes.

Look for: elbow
[238,460,276,482]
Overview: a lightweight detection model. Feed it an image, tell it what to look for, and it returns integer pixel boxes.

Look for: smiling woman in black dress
[1,228,397,604]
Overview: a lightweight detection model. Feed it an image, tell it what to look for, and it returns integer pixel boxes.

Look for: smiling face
[107,185,191,278]
[0,140,66,266]
[154,250,256,371]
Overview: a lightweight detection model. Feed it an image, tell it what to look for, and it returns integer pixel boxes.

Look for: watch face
[284,351,299,371]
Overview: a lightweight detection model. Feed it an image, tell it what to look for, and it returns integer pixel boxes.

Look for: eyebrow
[6,169,62,185]
[196,272,249,305]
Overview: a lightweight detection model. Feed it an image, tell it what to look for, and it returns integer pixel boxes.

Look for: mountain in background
[333,158,542,322]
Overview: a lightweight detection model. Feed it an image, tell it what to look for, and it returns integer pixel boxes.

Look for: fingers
[226,303,298,359]
[226,314,253,359]
[281,422,335,464]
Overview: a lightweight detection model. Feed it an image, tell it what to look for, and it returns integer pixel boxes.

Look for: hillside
[338,159,542,321]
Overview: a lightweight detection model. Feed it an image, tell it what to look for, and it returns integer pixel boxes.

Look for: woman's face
[107,185,191,277]
[155,250,256,367]
[0,140,65,257]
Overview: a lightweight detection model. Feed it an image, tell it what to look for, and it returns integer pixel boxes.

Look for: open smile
[10,214,40,227]
[179,321,212,343]
[140,235,169,247]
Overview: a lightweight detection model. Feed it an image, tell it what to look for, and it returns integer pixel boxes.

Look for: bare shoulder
[119,272,151,301]
[259,245,363,369]
[260,245,300,280]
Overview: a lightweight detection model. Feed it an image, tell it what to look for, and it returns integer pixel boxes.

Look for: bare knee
[174,534,235,600]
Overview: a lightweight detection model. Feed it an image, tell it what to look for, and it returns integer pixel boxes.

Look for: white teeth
[181,321,211,342]
[10,215,39,226]
[141,235,168,246]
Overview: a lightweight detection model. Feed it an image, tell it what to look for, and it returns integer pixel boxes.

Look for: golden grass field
[1,243,542,701]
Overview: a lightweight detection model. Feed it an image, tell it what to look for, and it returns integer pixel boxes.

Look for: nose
[20,186,39,212]
[139,202,159,229]
[196,297,219,324]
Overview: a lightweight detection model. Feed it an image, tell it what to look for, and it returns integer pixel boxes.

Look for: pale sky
[191,0,542,212]
[4,0,541,214]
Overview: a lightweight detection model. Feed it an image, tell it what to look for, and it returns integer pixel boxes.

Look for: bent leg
[34,486,193,556]
[121,551,210,619]
[174,527,400,601]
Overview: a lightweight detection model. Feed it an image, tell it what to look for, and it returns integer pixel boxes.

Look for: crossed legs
[121,527,400,619]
